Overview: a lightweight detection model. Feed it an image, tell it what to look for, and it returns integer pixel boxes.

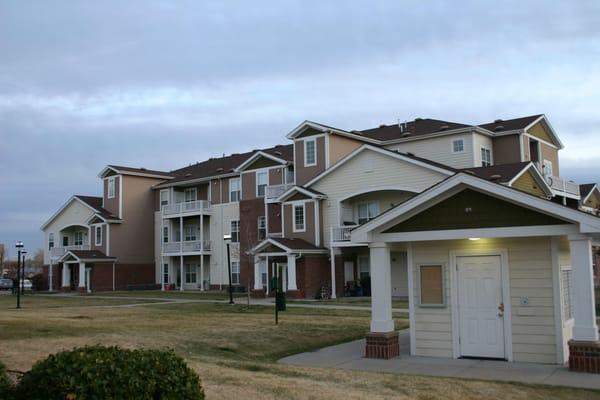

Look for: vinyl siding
[209,202,240,285]
[385,133,475,169]
[472,133,494,167]
[411,237,559,363]
[310,148,448,247]
[511,171,546,197]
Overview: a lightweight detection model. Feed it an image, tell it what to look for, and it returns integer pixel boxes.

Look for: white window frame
[184,225,197,242]
[107,177,116,199]
[184,188,197,203]
[285,166,295,184]
[256,170,268,197]
[304,138,317,167]
[257,216,266,240]
[293,203,306,232]
[543,159,553,177]
[481,146,492,167]
[48,232,55,250]
[230,220,240,243]
[358,255,370,279]
[452,138,465,154]
[163,226,169,243]
[231,261,240,285]
[73,231,84,246]
[184,263,197,284]
[357,201,380,225]
[229,177,241,202]
[95,226,102,246]
[160,189,170,207]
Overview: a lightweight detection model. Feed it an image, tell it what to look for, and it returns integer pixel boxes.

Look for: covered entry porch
[351,173,600,373]
[58,250,117,293]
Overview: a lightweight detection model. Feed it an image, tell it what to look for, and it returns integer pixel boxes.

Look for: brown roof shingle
[359,118,471,142]
[477,114,542,133]
[75,195,121,220]
[461,162,531,183]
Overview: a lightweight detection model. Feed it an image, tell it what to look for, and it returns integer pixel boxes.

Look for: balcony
[162,200,211,217]
[330,225,358,243]
[50,245,91,260]
[546,175,580,199]
[265,183,294,201]
[162,240,212,255]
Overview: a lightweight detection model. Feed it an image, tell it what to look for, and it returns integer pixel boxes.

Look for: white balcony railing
[162,200,211,216]
[266,183,294,200]
[546,175,580,197]
[162,240,211,254]
[331,225,358,242]
[50,245,91,259]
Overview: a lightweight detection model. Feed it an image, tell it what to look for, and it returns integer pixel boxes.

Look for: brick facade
[239,197,265,291]
[296,255,330,299]
[365,331,400,359]
[569,340,600,374]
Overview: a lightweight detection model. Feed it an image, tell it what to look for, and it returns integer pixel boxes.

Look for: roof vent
[489,174,502,181]
[379,124,386,128]
[140,167,147,171]
[350,130,362,134]
[439,125,449,131]
[216,167,224,172]
[494,125,504,131]
[494,119,503,123]
[274,151,282,156]
[185,173,192,177]
[415,118,423,122]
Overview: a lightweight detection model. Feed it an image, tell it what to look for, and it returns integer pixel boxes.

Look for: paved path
[280,330,600,391]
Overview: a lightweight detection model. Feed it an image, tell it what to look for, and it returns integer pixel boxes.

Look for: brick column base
[365,331,399,359]
[286,290,304,299]
[251,289,266,298]
[77,287,87,294]
[60,286,71,292]
[569,340,600,373]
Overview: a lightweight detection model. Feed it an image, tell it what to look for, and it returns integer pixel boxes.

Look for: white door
[390,252,408,297]
[344,261,354,284]
[457,256,505,359]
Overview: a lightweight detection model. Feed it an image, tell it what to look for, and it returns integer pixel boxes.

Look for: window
[260,262,267,286]
[419,265,444,306]
[107,177,116,199]
[481,147,492,167]
[304,138,316,166]
[543,160,553,177]
[561,267,573,320]
[231,261,240,285]
[231,220,240,243]
[230,177,241,202]
[293,204,305,232]
[257,216,266,241]
[185,263,197,284]
[163,226,169,243]
[63,236,69,246]
[48,233,54,251]
[95,226,102,246]
[358,202,379,225]
[256,171,268,197]
[163,263,169,284]
[184,188,196,203]
[160,190,169,207]
[73,231,84,246]
[358,256,370,279]
[184,225,197,241]
[285,166,295,184]
[452,139,465,153]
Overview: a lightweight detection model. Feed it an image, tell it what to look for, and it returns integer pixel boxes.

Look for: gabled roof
[285,120,380,144]
[156,144,293,188]
[75,195,121,222]
[234,150,290,172]
[360,118,472,142]
[41,195,111,230]
[478,114,543,133]
[249,237,327,255]
[351,172,600,243]
[461,162,553,197]
[59,250,116,263]
[277,186,326,202]
[98,165,175,179]
[304,144,455,188]
[581,183,600,204]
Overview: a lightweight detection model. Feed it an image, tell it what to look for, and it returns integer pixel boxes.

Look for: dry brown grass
[0,295,598,399]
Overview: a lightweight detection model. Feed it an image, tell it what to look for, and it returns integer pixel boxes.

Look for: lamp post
[223,234,234,305]
[15,241,23,309]
[21,250,27,296]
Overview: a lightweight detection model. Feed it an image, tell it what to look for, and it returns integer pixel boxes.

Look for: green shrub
[15,346,204,400]
[0,361,14,400]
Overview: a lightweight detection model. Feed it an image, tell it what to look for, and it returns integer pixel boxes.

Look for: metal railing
[50,245,91,259]
[331,225,358,242]
[546,175,580,197]
[162,200,211,216]
[162,240,211,254]
[265,183,294,200]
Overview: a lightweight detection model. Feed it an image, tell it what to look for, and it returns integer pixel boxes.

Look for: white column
[569,234,599,341]
[254,256,262,290]
[49,261,54,292]
[161,256,165,291]
[200,255,205,291]
[287,254,298,291]
[180,255,184,291]
[265,256,270,295]
[62,264,70,287]
[78,262,86,288]
[200,214,204,291]
[369,242,394,333]
[330,247,337,299]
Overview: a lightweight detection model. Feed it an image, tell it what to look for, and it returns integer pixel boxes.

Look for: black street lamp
[15,241,23,309]
[223,234,234,305]
[21,250,27,296]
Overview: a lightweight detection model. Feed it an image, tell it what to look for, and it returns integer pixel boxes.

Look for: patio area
[279,329,600,391]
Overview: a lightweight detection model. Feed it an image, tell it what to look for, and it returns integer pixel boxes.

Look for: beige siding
[493,134,523,165]
[511,171,546,197]
[209,202,240,285]
[385,133,475,169]
[311,149,447,247]
[540,142,560,176]
[329,134,363,165]
[472,132,494,167]
[410,237,559,364]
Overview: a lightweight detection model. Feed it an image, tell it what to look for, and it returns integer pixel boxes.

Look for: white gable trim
[40,196,98,231]
[98,166,173,180]
[583,185,600,205]
[351,173,600,243]
[524,115,564,149]
[286,120,380,144]
[277,186,326,202]
[58,250,116,263]
[506,162,553,197]
[305,144,454,188]
[248,238,326,255]
[234,151,289,172]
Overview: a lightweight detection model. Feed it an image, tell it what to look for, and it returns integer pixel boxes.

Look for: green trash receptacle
[275,292,286,311]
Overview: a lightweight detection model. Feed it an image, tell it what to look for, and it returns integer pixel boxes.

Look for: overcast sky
[1,1,599,258]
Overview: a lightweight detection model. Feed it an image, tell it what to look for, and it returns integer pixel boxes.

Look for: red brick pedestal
[77,287,87,294]
[569,340,600,373]
[365,331,400,359]
[251,289,266,298]
[286,290,304,299]
[60,286,71,292]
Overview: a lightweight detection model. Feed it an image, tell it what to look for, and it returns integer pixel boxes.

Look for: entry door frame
[449,249,513,361]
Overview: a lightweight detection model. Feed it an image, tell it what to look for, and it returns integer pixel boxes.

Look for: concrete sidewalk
[279,330,600,391]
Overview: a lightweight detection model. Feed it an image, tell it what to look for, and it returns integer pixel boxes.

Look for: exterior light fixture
[15,241,24,309]
[468,238,480,241]
[223,234,234,305]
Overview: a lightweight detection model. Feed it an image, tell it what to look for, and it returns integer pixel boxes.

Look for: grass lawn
[93,289,248,300]
[288,297,408,309]
[0,296,598,399]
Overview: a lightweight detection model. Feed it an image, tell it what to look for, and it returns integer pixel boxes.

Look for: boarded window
[419,265,444,306]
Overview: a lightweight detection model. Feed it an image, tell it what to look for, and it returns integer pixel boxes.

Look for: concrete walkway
[280,330,600,391]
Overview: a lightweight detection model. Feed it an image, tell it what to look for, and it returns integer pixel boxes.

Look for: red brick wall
[239,197,265,291]
[267,203,282,234]
[296,255,329,299]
